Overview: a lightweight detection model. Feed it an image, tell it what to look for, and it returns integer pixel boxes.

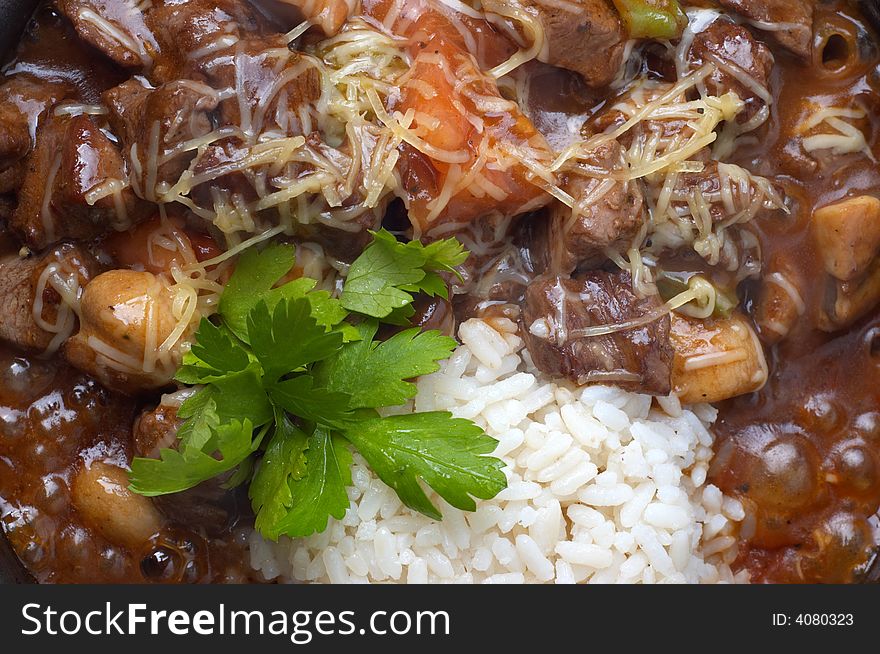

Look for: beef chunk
[548,140,645,273]
[519,0,626,87]
[103,77,218,200]
[57,0,158,68]
[586,79,693,144]
[646,160,782,274]
[0,243,98,353]
[133,404,180,459]
[146,0,268,82]
[205,38,323,137]
[0,75,73,191]
[11,113,143,249]
[687,16,774,124]
[718,0,814,59]
[56,115,137,226]
[188,136,260,206]
[667,161,772,222]
[521,272,673,394]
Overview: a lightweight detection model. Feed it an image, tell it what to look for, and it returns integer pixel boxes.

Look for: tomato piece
[103,215,220,273]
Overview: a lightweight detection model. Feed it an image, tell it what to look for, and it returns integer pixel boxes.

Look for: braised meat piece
[646,161,783,274]
[718,0,814,59]
[146,0,268,82]
[103,77,219,199]
[0,75,73,193]
[133,403,181,459]
[518,0,626,88]
[56,0,158,68]
[56,115,139,229]
[521,272,673,394]
[686,16,774,124]
[11,114,143,249]
[188,136,260,212]
[549,140,645,274]
[0,243,98,353]
[204,37,323,137]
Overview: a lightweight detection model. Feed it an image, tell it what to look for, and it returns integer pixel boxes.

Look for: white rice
[249,318,748,584]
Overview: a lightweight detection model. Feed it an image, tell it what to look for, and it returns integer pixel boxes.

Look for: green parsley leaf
[252,424,353,539]
[421,237,469,274]
[249,412,309,537]
[129,232,505,541]
[340,231,424,318]
[247,297,344,382]
[220,245,358,343]
[220,243,297,340]
[175,319,251,384]
[340,229,467,319]
[210,370,275,427]
[130,415,263,496]
[175,388,221,448]
[261,277,354,339]
[315,321,456,409]
[379,304,417,326]
[342,413,506,520]
[267,375,354,428]
[174,374,273,446]
[407,271,447,298]
[189,319,250,372]
[223,454,257,489]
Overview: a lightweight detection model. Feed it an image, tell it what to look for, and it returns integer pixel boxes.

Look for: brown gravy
[0,344,255,583]
[711,2,880,582]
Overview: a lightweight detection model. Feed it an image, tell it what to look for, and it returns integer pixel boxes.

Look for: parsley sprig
[129,231,506,539]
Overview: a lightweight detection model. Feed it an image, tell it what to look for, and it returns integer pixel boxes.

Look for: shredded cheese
[32,258,84,356]
[800,105,876,162]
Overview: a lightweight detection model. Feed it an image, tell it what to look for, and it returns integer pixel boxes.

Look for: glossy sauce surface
[6,4,126,103]
[712,2,880,582]
[0,345,255,583]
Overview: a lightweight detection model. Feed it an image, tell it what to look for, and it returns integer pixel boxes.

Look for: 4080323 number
[795,614,854,626]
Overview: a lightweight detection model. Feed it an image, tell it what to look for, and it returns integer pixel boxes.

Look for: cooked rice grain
[249,318,748,584]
